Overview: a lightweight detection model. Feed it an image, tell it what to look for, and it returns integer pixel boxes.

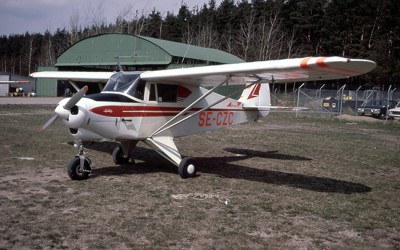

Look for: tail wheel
[67,156,91,180]
[178,157,197,178]
[112,146,130,165]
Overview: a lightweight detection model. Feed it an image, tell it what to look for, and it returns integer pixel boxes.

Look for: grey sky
[0,0,220,36]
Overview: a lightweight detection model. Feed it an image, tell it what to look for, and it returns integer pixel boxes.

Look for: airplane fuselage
[67,85,262,142]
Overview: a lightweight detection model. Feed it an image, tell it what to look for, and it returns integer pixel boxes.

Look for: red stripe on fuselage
[89,105,245,117]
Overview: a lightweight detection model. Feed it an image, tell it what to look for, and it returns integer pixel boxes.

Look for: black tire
[178,157,197,178]
[67,156,91,180]
[112,146,130,165]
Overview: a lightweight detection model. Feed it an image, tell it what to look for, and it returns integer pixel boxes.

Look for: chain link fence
[270,84,400,117]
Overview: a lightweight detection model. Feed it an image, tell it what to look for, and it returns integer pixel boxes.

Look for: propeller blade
[40,114,58,132]
[63,85,88,110]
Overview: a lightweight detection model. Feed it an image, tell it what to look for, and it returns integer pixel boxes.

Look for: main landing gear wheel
[112,146,130,165]
[178,157,197,178]
[67,156,92,180]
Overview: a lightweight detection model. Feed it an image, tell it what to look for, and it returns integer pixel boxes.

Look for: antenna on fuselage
[181,44,191,68]
[115,56,123,72]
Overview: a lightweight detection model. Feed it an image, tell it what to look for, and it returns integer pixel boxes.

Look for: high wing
[30,71,115,83]
[140,56,376,86]
[30,56,375,86]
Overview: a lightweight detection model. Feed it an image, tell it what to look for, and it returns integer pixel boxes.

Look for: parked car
[388,102,400,119]
[357,100,398,119]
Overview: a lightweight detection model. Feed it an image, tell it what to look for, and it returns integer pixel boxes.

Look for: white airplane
[31,56,376,180]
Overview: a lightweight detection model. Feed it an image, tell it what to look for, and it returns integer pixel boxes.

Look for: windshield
[103,72,145,100]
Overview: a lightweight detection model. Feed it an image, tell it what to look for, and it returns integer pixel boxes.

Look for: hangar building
[35,33,244,96]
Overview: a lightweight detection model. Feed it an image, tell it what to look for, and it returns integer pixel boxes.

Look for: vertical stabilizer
[239,83,271,117]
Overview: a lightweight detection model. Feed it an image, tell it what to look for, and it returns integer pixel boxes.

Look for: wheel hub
[187,164,195,175]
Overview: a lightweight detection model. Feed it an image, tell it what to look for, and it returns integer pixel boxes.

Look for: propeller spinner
[40,86,88,132]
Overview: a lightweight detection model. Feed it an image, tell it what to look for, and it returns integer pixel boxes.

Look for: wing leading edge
[140,56,376,86]
[30,71,115,83]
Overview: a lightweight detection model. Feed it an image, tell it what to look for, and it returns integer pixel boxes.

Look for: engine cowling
[67,106,86,129]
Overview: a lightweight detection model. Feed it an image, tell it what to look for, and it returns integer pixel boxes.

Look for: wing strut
[151,77,262,137]
[68,81,80,92]
[151,76,231,137]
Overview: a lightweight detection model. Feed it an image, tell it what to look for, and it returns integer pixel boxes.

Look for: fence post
[337,84,346,116]
[355,86,362,112]
[318,84,325,114]
[296,83,305,118]
[386,85,392,123]
[390,88,396,100]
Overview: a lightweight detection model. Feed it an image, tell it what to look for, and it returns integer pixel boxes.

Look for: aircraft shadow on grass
[79,142,371,194]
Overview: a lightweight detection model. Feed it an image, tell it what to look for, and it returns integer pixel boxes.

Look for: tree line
[0,0,399,89]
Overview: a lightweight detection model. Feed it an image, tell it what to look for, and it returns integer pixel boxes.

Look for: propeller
[40,114,58,132]
[40,85,88,132]
[64,86,88,110]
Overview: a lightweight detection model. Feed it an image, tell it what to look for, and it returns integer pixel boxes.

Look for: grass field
[0,104,399,249]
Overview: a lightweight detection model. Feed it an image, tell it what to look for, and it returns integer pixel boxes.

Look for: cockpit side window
[149,84,156,101]
[127,79,146,100]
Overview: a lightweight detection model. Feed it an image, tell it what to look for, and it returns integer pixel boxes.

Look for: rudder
[239,83,271,117]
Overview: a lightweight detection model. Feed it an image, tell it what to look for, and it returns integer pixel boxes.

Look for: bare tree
[135,10,149,35]
[196,24,219,48]
[236,9,256,61]
[84,1,107,35]
[1,57,7,72]
[38,33,55,66]
[182,21,194,45]
[116,4,136,33]
[23,39,34,74]
[286,27,297,58]
[10,57,16,74]
[255,8,283,60]
[69,9,80,45]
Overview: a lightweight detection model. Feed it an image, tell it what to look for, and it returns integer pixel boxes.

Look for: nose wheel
[67,141,92,180]
[67,156,92,180]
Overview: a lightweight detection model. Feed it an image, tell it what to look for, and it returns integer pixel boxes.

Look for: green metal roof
[137,35,244,64]
[55,33,244,67]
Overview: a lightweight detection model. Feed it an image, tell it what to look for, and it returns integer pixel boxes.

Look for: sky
[0,0,220,36]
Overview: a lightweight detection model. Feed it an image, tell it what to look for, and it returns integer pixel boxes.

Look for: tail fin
[239,83,271,117]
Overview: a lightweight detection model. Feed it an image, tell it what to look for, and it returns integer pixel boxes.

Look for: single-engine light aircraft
[31,56,376,180]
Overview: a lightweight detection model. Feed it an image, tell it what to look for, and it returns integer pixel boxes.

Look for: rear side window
[157,84,178,102]
[149,83,178,102]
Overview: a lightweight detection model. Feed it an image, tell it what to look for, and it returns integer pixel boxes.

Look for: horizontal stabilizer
[243,105,309,111]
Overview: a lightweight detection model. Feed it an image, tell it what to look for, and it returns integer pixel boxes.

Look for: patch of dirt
[335,114,383,123]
